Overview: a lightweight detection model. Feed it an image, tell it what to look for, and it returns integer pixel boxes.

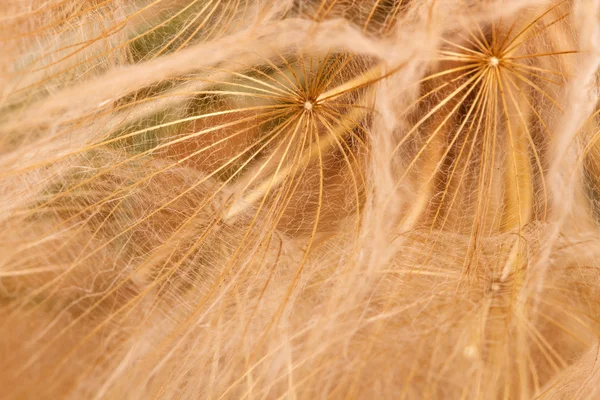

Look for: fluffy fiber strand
[1,0,600,399]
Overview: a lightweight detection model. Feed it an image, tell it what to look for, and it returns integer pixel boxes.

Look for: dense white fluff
[1,1,600,399]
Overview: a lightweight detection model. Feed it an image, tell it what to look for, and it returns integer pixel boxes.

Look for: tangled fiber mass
[1,0,600,398]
